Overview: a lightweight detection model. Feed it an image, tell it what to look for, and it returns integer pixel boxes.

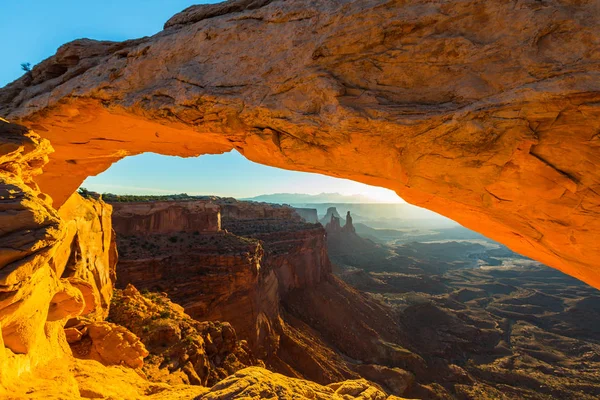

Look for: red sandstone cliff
[113,229,279,356]
[112,199,333,361]
[110,197,423,397]
[112,200,221,235]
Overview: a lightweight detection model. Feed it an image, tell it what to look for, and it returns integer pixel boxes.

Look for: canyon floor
[327,209,600,399]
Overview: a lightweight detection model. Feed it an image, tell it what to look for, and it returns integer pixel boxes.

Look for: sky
[0,0,403,202]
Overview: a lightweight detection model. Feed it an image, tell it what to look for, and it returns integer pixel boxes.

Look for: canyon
[1,0,600,398]
[326,206,600,399]
[108,196,453,397]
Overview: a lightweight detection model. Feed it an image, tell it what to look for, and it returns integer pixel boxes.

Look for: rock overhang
[0,0,599,288]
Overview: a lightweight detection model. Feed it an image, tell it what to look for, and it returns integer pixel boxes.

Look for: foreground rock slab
[198,366,408,400]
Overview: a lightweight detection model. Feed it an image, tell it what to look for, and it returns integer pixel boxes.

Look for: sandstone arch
[1,0,600,289]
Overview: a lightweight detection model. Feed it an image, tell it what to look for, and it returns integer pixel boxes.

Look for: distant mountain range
[242,192,388,204]
[243,192,460,228]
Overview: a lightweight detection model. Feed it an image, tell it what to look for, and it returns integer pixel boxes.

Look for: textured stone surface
[0,120,124,395]
[11,357,210,399]
[56,193,117,321]
[0,0,599,287]
[198,366,406,400]
[112,200,221,235]
[108,284,261,387]
[72,321,149,369]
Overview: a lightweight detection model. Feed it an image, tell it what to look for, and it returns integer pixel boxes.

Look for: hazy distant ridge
[242,192,388,204]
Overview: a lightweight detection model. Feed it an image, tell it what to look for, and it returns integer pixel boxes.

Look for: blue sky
[0,0,402,201]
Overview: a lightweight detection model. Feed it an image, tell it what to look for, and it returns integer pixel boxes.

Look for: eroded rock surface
[1,0,599,287]
[56,192,117,321]
[70,321,149,369]
[198,366,407,400]
[112,200,221,235]
[107,284,261,387]
[112,198,331,362]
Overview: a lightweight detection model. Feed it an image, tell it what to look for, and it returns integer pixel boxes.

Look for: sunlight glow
[82,152,405,203]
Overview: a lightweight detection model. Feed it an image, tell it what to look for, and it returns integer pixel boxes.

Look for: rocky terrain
[112,198,600,398]
[326,210,600,399]
[110,196,445,397]
[107,284,261,387]
[2,114,599,398]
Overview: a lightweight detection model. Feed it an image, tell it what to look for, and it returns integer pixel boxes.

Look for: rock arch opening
[3,94,599,289]
[1,0,599,288]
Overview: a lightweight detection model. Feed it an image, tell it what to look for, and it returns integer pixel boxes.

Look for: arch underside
[1,0,599,287]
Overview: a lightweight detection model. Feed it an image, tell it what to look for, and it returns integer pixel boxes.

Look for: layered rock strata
[112,200,221,235]
[113,229,279,357]
[111,198,420,397]
[112,199,332,360]
[0,120,121,396]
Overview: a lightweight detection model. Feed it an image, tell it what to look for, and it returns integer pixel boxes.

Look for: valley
[68,192,600,399]
[325,205,600,399]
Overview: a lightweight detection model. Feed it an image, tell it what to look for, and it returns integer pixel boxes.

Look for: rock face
[113,228,277,356]
[0,120,118,395]
[56,192,117,321]
[112,201,221,235]
[113,199,332,361]
[321,207,343,227]
[344,211,355,233]
[198,366,407,400]
[70,321,149,369]
[1,0,599,288]
[325,209,356,235]
[107,284,261,387]
[293,207,319,223]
